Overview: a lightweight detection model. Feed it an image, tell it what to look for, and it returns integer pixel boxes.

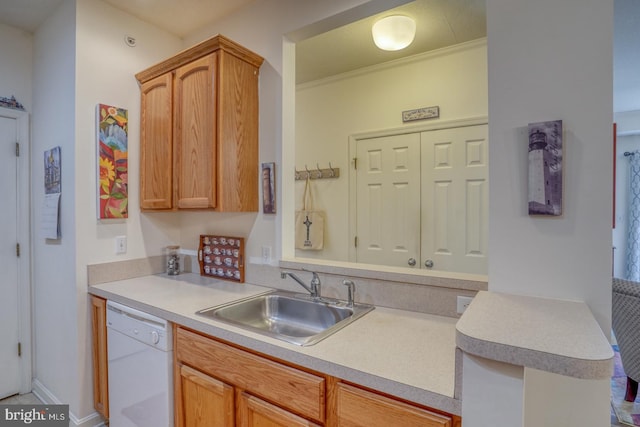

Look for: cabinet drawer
[238,392,321,427]
[335,383,452,427]
[176,327,325,422]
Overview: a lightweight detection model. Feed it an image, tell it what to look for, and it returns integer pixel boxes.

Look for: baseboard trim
[31,379,106,427]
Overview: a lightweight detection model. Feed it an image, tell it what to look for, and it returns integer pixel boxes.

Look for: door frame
[0,106,32,393]
[348,116,488,263]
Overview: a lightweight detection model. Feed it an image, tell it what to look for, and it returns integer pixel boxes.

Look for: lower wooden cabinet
[174,326,461,427]
[90,295,109,420]
[175,326,325,425]
[179,364,234,427]
[332,382,455,427]
[237,393,321,427]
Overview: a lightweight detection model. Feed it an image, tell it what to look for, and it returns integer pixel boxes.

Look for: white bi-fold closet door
[355,124,488,275]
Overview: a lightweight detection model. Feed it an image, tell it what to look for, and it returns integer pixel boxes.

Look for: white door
[421,124,488,274]
[0,115,20,399]
[356,133,421,267]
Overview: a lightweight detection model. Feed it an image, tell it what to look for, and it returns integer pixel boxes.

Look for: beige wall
[295,40,487,261]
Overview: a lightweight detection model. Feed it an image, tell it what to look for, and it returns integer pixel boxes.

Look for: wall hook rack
[295,163,340,180]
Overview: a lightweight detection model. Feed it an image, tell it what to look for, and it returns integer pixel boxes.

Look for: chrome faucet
[281,271,321,300]
[342,279,355,308]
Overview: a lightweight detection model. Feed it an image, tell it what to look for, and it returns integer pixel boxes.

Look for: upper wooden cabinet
[136,35,264,212]
[140,73,173,209]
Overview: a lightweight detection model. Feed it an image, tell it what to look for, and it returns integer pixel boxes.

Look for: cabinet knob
[424,259,434,268]
[407,258,416,266]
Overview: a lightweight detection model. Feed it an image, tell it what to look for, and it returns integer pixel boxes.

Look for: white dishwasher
[107,301,173,427]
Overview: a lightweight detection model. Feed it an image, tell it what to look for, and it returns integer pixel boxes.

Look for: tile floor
[0,393,42,405]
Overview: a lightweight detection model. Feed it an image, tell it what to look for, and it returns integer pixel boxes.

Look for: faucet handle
[311,271,321,285]
[342,279,355,308]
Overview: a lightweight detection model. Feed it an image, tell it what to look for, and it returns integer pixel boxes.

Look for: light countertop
[89,273,461,415]
[456,291,613,379]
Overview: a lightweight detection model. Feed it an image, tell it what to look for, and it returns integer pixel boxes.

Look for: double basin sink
[197,290,374,346]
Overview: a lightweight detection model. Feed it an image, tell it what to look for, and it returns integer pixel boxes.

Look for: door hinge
[16,243,20,257]
[353,157,357,170]
[354,236,358,247]
[18,342,21,357]
[15,142,19,157]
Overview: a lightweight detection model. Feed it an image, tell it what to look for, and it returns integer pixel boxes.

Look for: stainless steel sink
[197,290,374,346]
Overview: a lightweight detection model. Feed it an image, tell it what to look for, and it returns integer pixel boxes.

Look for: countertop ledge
[88,273,461,415]
[456,291,613,380]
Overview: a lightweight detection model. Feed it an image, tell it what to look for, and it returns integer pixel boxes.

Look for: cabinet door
[174,53,217,209]
[177,364,234,427]
[334,383,452,427]
[238,392,320,427]
[90,296,109,420]
[140,73,173,209]
[216,51,260,212]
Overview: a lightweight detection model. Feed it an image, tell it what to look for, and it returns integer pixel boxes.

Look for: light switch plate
[261,246,271,264]
[115,236,127,254]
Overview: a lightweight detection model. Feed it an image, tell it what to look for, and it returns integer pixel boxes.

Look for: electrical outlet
[115,236,127,254]
[457,296,474,314]
[261,246,271,264]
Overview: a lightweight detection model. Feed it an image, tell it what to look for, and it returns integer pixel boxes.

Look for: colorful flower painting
[97,104,128,219]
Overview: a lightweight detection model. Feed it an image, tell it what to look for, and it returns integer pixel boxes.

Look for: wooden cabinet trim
[136,34,264,85]
[176,327,325,422]
[90,296,109,420]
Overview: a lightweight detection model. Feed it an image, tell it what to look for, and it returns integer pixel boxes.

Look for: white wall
[0,24,32,111]
[487,0,612,334]
[32,0,78,416]
[295,40,487,261]
[616,110,640,134]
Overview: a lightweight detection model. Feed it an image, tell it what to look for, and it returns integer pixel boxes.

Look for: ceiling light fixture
[372,15,416,51]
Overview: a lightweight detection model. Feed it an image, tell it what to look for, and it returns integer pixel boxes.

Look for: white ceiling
[295,0,486,84]
[0,0,64,33]
[0,0,637,112]
[0,0,255,37]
